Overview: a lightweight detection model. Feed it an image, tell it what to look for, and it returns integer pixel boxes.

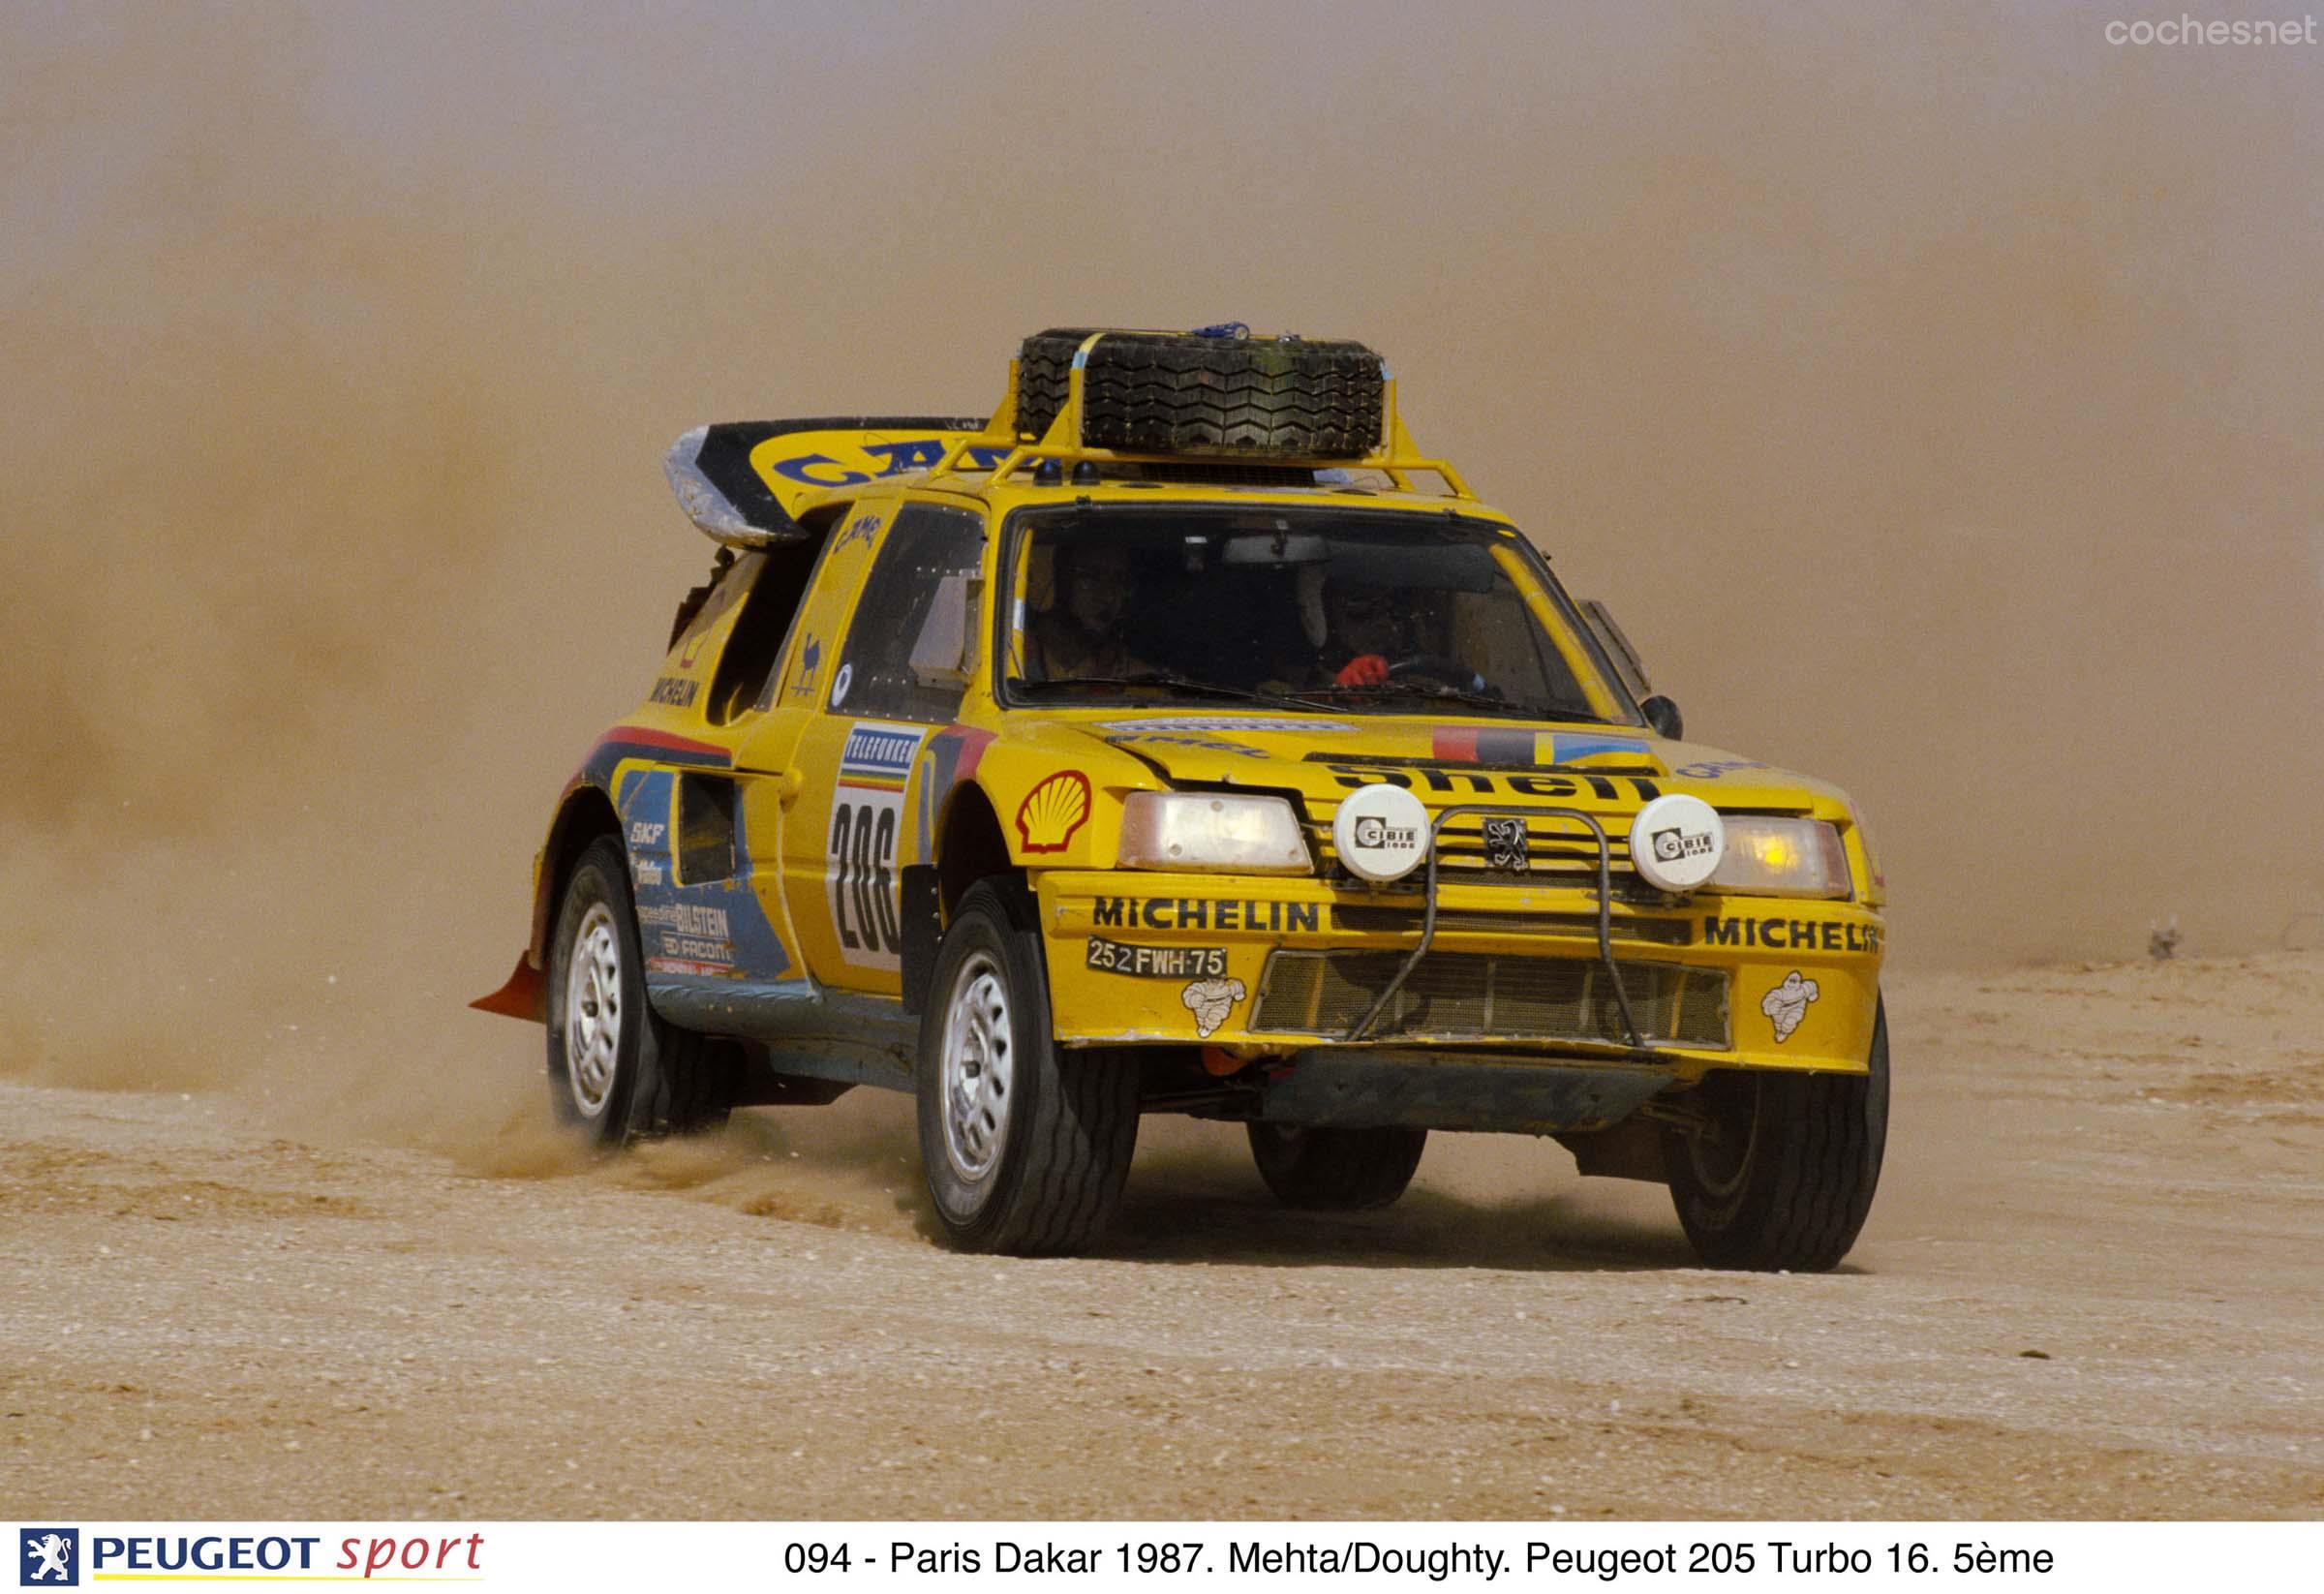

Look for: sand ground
[3,954,2319,1520]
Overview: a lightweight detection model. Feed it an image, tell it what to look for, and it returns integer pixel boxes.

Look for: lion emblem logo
[23,1530,76,1585]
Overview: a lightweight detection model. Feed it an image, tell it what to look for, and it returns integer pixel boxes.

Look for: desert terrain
[5,953,2317,1520]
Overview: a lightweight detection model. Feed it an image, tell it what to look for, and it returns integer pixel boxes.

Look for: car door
[749,498,988,996]
[624,523,853,990]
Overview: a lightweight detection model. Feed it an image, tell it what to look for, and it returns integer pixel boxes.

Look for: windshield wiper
[1305,681,1613,723]
[1014,673,1341,713]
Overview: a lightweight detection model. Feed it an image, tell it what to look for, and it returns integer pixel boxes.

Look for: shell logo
[1015,771,1092,854]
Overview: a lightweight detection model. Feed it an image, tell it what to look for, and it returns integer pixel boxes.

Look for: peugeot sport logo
[22,1529,78,1586]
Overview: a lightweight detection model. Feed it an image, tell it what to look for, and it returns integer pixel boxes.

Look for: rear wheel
[1246,1123,1426,1211]
[915,879,1140,1254]
[546,836,735,1144]
[1665,998,1889,1271]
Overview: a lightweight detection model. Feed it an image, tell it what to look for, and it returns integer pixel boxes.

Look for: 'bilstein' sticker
[1086,935,1228,980]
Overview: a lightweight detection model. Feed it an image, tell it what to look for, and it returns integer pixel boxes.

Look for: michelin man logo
[22,1528,78,1586]
[1760,971,1819,1043]
[1181,975,1246,1038]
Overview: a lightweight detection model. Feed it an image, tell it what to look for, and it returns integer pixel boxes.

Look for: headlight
[1117,792,1312,874]
[1708,817,1850,898]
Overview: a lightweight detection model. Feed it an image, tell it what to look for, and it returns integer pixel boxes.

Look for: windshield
[1001,507,1639,724]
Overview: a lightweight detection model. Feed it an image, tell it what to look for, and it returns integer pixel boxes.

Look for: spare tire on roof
[1014,328,1386,458]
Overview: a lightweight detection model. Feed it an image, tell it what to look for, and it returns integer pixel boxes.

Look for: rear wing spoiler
[664,416,994,547]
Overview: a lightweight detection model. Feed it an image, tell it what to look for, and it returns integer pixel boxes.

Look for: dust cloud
[4,6,2318,1186]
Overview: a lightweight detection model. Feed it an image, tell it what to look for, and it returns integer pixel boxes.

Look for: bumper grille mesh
[1253,951,1729,1047]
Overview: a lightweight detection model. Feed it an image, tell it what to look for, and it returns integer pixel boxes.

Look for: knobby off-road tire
[1014,328,1385,458]
[1246,1123,1427,1211]
[546,836,737,1145]
[1665,998,1890,1271]
[915,878,1141,1254]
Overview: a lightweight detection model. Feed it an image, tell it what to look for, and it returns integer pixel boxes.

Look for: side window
[833,504,986,723]
[703,536,823,724]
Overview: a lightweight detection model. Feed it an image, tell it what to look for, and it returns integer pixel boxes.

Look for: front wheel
[1665,998,1889,1271]
[915,879,1140,1254]
[1247,1123,1426,1211]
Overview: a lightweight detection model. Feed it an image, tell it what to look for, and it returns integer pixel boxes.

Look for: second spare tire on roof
[1014,328,1387,458]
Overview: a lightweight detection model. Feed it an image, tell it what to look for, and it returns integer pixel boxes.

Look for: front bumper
[1034,868,1883,1083]
[1252,1050,1671,1133]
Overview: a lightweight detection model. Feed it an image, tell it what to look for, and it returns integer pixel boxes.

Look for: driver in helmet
[1027,539,1147,680]
[1319,576,1407,687]
[1286,569,1488,696]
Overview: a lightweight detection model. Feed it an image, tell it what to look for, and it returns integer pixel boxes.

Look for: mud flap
[470,954,546,1024]
[898,864,943,1016]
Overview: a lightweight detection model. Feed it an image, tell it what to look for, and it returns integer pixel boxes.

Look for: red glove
[1335,654,1390,687]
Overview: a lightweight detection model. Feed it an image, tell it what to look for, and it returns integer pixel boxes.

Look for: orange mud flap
[471,954,546,1024]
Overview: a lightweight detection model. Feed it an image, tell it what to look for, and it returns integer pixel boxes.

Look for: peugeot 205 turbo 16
[475,326,1890,1268]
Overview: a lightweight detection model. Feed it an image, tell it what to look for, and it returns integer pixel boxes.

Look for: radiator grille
[1253,951,1728,1047]
[1329,904,1693,944]
[1306,803,1668,900]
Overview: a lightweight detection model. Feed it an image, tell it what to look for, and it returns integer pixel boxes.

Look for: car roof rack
[924,330,1476,501]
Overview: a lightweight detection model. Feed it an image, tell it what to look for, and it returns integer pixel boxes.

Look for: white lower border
[12,1520,2311,1592]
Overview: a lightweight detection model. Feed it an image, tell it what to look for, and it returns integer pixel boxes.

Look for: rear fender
[470,782,622,1025]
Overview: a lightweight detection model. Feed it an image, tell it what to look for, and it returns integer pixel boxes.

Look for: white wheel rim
[564,903,624,1118]
[938,951,1013,1182]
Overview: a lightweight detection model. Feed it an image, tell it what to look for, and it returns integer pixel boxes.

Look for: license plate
[1086,935,1228,980]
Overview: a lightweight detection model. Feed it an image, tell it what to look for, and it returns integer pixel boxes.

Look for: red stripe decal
[953,726,995,782]
[1432,726,1481,762]
[594,724,732,764]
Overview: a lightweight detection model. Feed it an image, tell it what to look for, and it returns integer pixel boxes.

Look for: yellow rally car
[476,327,1889,1269]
